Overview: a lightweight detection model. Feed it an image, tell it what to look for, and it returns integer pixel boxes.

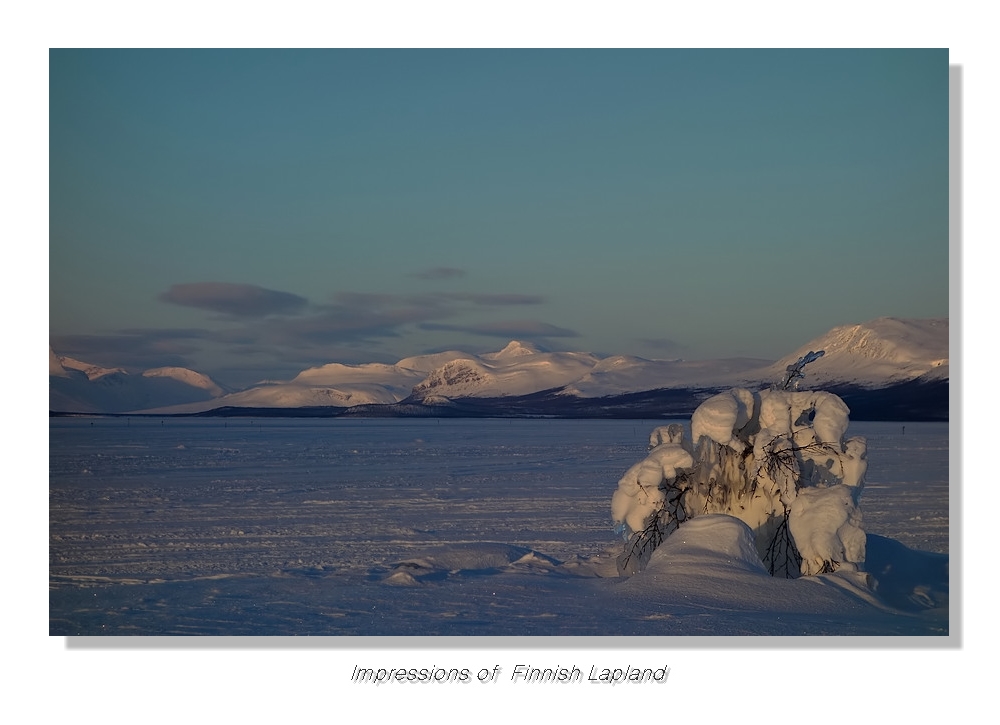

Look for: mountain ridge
[50,316,949,418]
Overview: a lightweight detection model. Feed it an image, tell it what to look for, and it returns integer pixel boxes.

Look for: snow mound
[648,514,769,575]
[383,570,422,587]
[384,543,561,583]
[619,514,885,629]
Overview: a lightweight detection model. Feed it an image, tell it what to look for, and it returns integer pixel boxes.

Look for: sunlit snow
[612,386,870,578]
[50,317,949,415]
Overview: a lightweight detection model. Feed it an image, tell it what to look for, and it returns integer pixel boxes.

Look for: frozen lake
[49,417,949,636]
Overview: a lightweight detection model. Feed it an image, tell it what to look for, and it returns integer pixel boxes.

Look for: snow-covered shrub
[612,386,867,578]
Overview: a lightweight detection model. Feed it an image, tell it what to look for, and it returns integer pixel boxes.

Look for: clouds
[160,282,308,318]
[245,291,562,347]
[421,320,579,339]
[251,293,448,346]
[50,329,210,370]
[436,292,544,306]
[59,276,578,383]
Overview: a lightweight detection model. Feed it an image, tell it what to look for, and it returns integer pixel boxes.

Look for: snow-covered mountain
[407,318,948,402]
[560,356,774,397]
[49,349,228,414]
[411,341,602,399]
[50,350,127,381]
[50,317,949,416]
[760,317,949,387]
[142,360,429,414]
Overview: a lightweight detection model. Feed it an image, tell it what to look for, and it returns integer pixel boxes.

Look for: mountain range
[50,317,950,420]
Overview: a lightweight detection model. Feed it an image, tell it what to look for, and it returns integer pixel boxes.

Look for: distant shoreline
[50,378,949,422]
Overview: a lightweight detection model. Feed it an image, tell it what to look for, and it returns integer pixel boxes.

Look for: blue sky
[49,49,949,388]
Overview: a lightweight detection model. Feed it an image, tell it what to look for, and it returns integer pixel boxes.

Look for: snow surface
[49,417,948,636]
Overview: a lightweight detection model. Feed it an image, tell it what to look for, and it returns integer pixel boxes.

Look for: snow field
[50,416,948,635]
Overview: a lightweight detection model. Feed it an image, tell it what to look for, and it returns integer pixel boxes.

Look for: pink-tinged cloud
[50,331,207,370]
[160,282,308,318]
[330,291,544,308]
[233,293,454,348]
[436,293,544,306]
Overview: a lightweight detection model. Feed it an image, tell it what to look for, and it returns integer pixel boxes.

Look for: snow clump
[612,387,868,578]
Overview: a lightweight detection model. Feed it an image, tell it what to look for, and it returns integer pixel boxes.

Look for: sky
[49,48,949,388]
